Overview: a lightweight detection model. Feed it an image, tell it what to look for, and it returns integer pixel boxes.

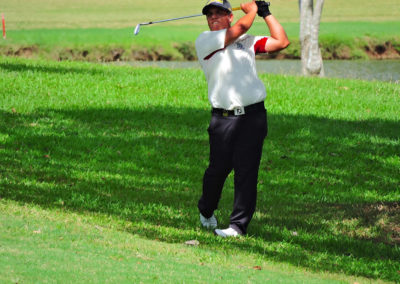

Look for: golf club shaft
[142,14,201,25]
[141,6,241,26]
[135,7,242,35]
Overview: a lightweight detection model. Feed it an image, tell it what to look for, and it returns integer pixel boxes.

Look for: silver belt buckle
[234,106,245,116]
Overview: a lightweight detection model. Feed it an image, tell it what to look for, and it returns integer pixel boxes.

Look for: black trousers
[198,102,268,235]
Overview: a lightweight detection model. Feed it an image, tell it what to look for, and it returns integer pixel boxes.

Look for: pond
[117,60,400,83]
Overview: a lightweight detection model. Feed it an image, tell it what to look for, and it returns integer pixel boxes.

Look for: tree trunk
[299,0,324,76]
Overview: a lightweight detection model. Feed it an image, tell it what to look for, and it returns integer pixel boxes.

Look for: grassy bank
[1,22,400,62]
[1,57,399,282]
[1,0,399,61]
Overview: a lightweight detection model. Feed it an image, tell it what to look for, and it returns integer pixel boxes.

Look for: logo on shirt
[235,42,245,50]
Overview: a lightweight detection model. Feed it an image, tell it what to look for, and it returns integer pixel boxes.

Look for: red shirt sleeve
[254,37,268,54]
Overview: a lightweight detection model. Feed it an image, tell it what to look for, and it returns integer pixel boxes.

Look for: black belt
[212,102,265,117]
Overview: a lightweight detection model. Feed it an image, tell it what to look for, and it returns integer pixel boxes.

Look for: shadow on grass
[1,107,399,281]
[0,60,109,76]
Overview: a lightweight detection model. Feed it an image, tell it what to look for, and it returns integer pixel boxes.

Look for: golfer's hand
[225,1,257,46]
[255,1,271,18]
[240,1,258,15]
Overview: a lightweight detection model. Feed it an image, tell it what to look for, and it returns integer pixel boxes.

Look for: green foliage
[174,42,196,61]
[0,57,399,282]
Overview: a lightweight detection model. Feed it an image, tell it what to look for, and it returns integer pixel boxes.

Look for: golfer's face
[206,7,232,31]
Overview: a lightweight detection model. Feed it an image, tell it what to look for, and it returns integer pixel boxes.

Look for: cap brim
[202,4,232,15]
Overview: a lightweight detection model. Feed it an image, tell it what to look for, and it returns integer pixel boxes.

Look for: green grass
[0,57,399,282]
[2,22,399,61]
[1,200,367,283]
[3,22,400,46]
[1,0,399,30]
[0,0,399,61]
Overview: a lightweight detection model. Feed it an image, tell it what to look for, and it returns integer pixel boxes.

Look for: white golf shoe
[200,213,217,229]
[214,227,239,238]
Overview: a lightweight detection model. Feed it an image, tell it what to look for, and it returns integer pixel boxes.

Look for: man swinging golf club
[196,0,289,237]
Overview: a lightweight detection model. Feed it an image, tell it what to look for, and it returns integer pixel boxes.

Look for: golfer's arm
[264,15,290,52]
[225,11,257,47]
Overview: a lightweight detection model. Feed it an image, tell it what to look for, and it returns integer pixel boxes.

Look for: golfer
[196,0,289,237]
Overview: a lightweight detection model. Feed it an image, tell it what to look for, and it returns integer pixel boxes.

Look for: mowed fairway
[1,0,400,30]
[0,0,400,282]
[1,57,399,282]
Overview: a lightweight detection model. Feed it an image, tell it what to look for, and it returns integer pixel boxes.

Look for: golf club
[134,7,242,36]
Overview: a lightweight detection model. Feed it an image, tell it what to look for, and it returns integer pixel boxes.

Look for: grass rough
[0,57,399,282]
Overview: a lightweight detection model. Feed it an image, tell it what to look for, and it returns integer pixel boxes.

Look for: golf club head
[134,24,141,36]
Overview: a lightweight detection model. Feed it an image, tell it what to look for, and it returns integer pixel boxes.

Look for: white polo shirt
[195,29,268,110]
